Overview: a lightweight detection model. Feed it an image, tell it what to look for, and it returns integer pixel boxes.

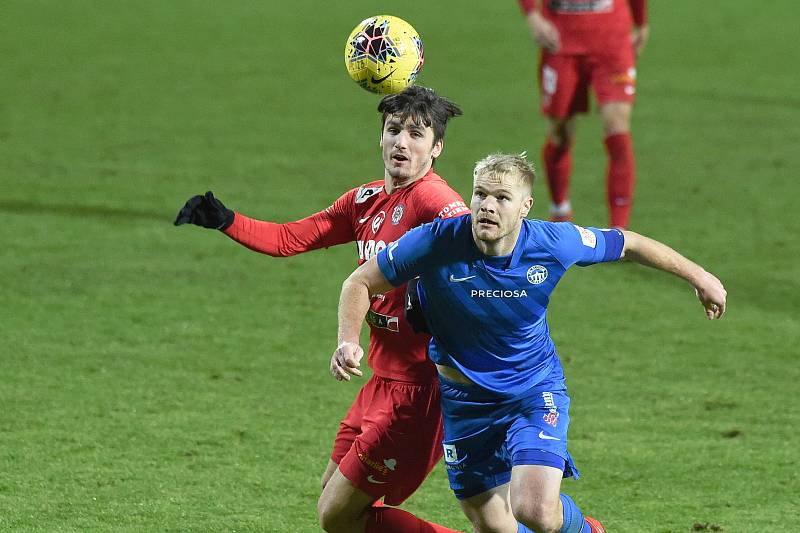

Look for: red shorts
[539,47,636,118]
[331,375,444,506]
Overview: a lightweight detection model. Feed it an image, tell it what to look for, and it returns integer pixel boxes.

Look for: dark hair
[377,85,463,145]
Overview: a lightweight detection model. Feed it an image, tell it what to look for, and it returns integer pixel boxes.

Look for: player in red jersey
[519,0,649,229]
[174,86,469,533]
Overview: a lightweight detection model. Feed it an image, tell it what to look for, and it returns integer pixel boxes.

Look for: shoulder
[526,219,576,245]
[431,212,471,234]
[411,214,470,245]
[411,173,468,219]
[326,179,383,218]
[525,219,586,260]
[413,172,460,197]
[351,179,385,205]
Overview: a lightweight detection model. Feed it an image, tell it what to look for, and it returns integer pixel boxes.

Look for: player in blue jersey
[331,153,727,533]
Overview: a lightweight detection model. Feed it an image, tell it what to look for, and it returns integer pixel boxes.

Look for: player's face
[470,173,533,252]
[380,116,443,183]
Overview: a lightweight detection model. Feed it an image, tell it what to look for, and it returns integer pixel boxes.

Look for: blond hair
[473,152,536,192]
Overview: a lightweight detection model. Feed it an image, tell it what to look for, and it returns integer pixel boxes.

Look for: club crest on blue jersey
[527,265,548,285]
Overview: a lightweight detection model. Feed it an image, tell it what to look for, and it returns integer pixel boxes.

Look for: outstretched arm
[331,257,394,381]
[620,231,727,320]
[174,190,355,256]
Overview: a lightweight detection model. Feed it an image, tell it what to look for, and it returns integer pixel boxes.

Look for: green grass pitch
[1,1,798,531]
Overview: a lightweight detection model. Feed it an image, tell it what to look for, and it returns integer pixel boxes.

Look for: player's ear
[431,138,443,159]
[520,195,534,218]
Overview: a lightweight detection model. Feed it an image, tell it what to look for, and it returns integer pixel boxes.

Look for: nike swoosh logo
[367,475,388,484]
[449,274,476,283]
[358,216,370,223]
[538,430,560,441]
[370,70,396,84]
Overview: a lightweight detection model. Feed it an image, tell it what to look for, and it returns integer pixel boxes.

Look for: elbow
[341,270,366,295]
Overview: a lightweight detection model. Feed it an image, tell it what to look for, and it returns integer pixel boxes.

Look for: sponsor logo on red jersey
[371,211,386,234]
[357,239,391,261]
[548,0,612,14]
[355,186,382,204]
[366,309,399,332]
[437,200,469,219]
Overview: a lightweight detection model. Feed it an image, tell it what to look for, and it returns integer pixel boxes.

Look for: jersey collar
[474,219,528,271]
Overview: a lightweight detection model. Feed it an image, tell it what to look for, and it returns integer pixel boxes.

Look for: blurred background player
[518,0,649,229]
[174,86,468,533]
[333,153,726,533]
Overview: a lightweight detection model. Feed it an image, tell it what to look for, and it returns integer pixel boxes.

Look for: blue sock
[559,493,589,533]
[515,494,588,533]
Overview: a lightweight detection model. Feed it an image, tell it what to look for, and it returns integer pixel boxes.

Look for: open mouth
[391,153,408,163]
[477,217,498,227]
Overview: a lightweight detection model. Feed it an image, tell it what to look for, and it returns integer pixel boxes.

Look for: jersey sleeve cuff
[376,249,402,287]
[602,229,625,261]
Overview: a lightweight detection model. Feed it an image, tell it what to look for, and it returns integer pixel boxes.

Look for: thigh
[317,467,375,531]
[336,377,444,506]
[589,45,637,106]
[506,388,580,479]
[441,422,512,502]
[540,51,589,118]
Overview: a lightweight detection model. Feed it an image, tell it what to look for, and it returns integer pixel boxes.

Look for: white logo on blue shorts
[443,444,458,463]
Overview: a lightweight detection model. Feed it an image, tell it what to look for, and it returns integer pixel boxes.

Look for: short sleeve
[376,221,440,287]
[550,223,625,268]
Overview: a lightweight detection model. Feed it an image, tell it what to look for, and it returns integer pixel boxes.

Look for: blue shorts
[439,376,579,500]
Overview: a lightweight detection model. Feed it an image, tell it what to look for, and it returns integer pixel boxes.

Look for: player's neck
[384,167,432,194]
[472,225,522,257]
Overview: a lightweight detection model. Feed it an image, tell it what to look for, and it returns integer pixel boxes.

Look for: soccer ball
[344,15,424,95]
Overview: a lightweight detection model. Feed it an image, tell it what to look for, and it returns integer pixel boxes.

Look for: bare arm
[628,0,649,57]
[631,24,650,57]
[525,9,561,53]
[330,257,395,381]
[620,231,727,320]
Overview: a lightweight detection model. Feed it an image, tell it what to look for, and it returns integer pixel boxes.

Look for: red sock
[543,140,572,205]
[365,506,462,533]
[604,132,636,229]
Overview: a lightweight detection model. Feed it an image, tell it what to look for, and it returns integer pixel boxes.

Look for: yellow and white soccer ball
[344,15,424,95]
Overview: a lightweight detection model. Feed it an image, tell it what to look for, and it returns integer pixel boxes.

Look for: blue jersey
[377,216,624,397]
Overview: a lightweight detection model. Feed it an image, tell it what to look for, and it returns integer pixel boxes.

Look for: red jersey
[223,169,468,383]
[519,0,647,55]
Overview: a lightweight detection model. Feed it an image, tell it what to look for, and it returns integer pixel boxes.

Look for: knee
[467,515,515,533]
[511,497,561,533]
[601,104,632,136]
[547,118,575,146]
[316,497,342,532]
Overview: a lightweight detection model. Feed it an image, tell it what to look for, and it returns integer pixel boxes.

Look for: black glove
[173,191,234,230]
[405,277,431,335]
